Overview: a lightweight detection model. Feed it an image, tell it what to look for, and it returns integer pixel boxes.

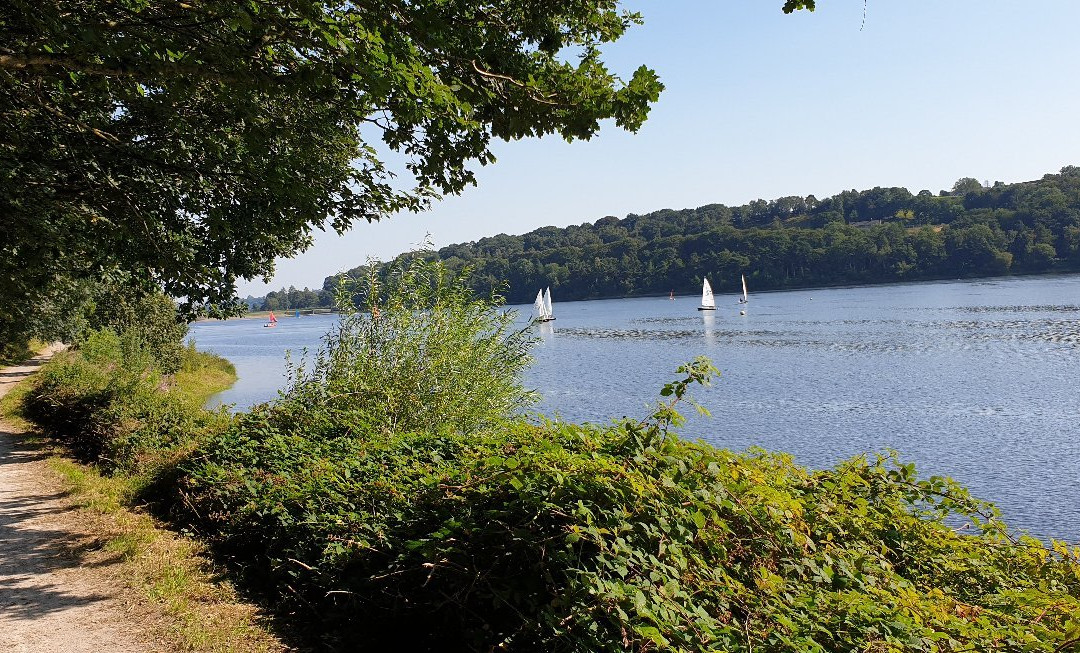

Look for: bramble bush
[177,260,1080,652]
[181,361,1080,651]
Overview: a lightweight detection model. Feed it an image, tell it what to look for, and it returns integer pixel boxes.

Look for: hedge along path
[0,343,152,652]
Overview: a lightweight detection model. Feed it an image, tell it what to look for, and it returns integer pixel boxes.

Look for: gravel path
[0,346,151,652]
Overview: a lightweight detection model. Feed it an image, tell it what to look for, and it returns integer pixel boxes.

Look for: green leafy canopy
[1,0,811,346]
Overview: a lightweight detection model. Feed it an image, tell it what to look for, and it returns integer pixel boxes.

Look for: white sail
[543,287,554,318]
[741,274,748,303]
[700,278,715,308]
[534,289,545,318]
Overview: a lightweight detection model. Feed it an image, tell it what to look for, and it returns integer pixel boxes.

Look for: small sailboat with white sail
[534,287,556,322]
[697,278,716,311]
[739,274,748,315]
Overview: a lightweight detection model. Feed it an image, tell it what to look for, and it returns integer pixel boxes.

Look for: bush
[84,289,189,374]
[275,253,536,436]
[0,281,188,370]
[180,360,1080,651]
[23,328,232,475]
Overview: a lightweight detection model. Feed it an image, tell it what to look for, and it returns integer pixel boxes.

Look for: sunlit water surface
[191,275,1080,541]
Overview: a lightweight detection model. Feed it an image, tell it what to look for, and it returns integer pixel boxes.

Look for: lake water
[190,275,1080,542]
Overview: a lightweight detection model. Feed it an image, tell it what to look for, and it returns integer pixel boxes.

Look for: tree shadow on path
[0,425,121,624]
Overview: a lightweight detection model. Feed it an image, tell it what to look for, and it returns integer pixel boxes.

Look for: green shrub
[22,346,114,457]
[84,290,189,374]
[180,360,1080,651]
[23,328,232,475]
[1,281,187,371]
[276,253,536,437]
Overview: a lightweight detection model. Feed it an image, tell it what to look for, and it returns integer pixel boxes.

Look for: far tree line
[320,166,1080,306]
[244,287,334,312]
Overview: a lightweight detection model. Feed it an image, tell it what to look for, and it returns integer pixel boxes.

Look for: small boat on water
[264,310,277,328]
[698,278,716,311]
[534,287,556,322]
[739,275,748,315]
[669,289,675,301]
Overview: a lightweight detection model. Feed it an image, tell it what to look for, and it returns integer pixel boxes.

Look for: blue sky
[239,1,1080,295]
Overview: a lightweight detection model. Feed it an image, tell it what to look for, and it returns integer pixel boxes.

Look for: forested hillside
[326,166,1080,304]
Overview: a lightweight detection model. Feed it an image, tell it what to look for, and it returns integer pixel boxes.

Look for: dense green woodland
[325,167,1080,304]
[246,287,334,312]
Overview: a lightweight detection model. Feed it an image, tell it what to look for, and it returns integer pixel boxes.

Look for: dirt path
[0,346,152,652]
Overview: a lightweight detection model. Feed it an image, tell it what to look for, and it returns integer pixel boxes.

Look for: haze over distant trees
[325,166,1080,304]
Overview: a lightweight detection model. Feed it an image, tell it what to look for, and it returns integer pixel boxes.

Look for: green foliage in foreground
[22,330,234,476]
[180,359,1080,652]
[14,257,1080,651]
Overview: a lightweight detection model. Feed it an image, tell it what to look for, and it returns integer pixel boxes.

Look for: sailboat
[697,278,716,311]
[739,275,748,315]
[535,287,556,322]
[669,289,675,301]
[264,309,277,328]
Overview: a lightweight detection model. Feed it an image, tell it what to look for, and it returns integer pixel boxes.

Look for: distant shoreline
[515,269,1080,307]
[195,310,336,323]
[209,270,1080,320]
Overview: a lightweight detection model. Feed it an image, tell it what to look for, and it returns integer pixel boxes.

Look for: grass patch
[0,372,36,430]
[49,457,130,513]
[0,339,52,429]
[173,344,237,406]
[45,457,284,653]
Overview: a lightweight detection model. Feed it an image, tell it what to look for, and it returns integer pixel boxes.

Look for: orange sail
[268,310,277,323]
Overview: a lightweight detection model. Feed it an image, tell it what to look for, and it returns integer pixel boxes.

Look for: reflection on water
[702,311,716,349]
[191,274,1080,541]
